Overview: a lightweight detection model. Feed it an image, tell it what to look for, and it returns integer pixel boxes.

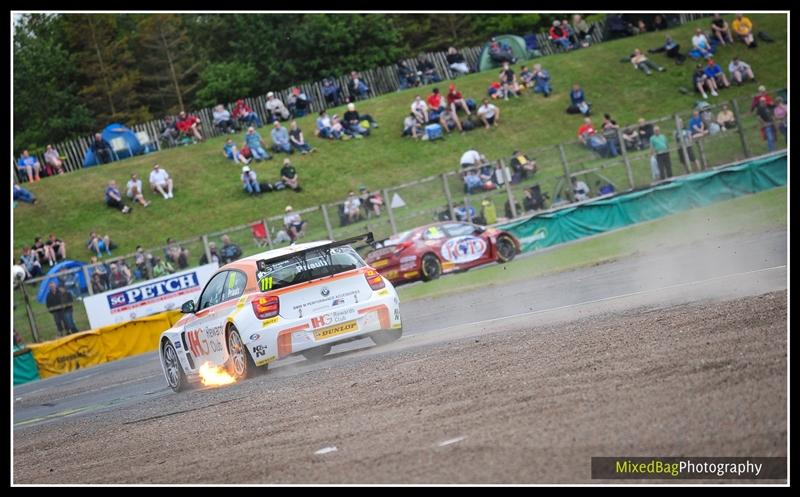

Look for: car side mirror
[181,300,196,314]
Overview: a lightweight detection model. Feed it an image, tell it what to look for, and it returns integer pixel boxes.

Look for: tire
[371,328,403,346]
[302,344,331,362]
[496,235,517,263]
[420,253,442,281]
[226,327,255,380]
[162,340,188,393]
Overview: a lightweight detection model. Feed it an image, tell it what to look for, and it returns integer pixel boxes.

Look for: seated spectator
[347,71,370,101]
[566,84,591,115]
[287,87,311,118]
[289,121,314,154]
[509,150,537,182]
[439,107,465,133]
[240,165,261,196]
[397,60,421,90]
[773,97,787,139]
[176,111,204,142]
[571,176,590,202]
[160,116,180,147]
[90,133,114,164]
[343,191,362,223]
[43,144,65,176]
[522,185,547,212]
[244,126,271,161]
[417,55,441,85]
[331,115,350,140]
[402,112,422,139]
[652,14,669,31]
[688,110,708,139]
[572,15,595,48]
[577,117,613,157]
[446,83,471,115]
[606,14,635,40]
[13,184,37,205]
[91,270,109,293]
[487,81,505,100]
[454,203,478,223]
[87,231,114,257]
[283,205,306,243]
[232,99,263,128]
[219,235,242,264]
[692,63,719,99]
[648,34,686,65]
[561,18,579,47]
[322,78,343,107]
[108,263,130,289]
[271,121,293,154]
[32,236,53,268]
[133,245,151,278]
[649,125,673,179]
[16,149,41,182]
[621,126,640,152]
[427,88,446,116]
[164,238,189,269]
[360,187,384,217]
[151,256,175,278]
[704,59,730,89]
[731,13,757,48]
[519,65,534,88]
[411,95,429,124]
[499,62,520,99]
[690,28,714,59]
[280,158,301,192]
[728,57,756,86]
[630,48,665,75]
[488,38,516,64]
[105,180,132,214]
[266,92,291,122]
[198,242,220,266]
[315,110,341,140]
[126,173,150,207]
[343,103,375,138]
[710,14,734,46]
[223,138,250,164]
[149,164,174,199]
[549,20,573,51]
[477,98,500,129]
[751,85,774,113]
[19,246,42,279]
[716,103,737,130]
[446,47,470,76]
[45,233,66,262]
[213,104,237,134]
[531,64,552,97]
[463,170,484,194]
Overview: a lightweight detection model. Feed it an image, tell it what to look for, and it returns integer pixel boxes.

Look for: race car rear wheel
[496,235,517,263]
[371,328,403,346]
[226,327,254,380]
[302,344,332,362]
[163,340,187,393]
[421,254,442,281]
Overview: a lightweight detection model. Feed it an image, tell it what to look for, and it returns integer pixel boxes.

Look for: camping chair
[135,131,156,154]
[109,137,131,161]
[251,222,270,247]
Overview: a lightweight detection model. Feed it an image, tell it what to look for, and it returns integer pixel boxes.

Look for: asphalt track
[13,228,787,483]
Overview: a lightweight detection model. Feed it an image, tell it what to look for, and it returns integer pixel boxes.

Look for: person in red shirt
[447,83,471,115]
[176,111,204,142]
[750,85,775,113]
[577,119,596,141]
[427,88,445,113]
[232,99,263,128]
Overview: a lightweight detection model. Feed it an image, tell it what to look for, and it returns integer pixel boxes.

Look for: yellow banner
[29,310,183,379]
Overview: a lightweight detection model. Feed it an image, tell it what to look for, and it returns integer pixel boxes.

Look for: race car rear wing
[256,232,374,272]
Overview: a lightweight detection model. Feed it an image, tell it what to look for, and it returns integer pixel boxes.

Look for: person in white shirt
[691,28,713,59]
[403,113,421,138]
[283,205,306,243]
[460,149,484,170]
[411,95,429,124]
[728,57,755,85]
[240,165,261,195]
[477,99,501,129]
[571,177,590,201]
[343,191,362,223]
[266,92,290,121]
[149,164,174,199]
[126,173,150,207]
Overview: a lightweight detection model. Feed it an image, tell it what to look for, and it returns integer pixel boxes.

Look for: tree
[195,62,258,108]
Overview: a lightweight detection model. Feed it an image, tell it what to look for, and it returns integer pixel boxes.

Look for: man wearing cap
[271,121,293,154]
[283,206,306,243]
[266,92,290,122]
[549,20,573,51]
[240,165,261,195]
[149,164,174,199]
[446,83,471,115]
[280,158,301,192]
[751,86,775,112]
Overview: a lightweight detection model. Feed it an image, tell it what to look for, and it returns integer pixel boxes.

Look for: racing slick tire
[421,253,442,281]
[302,344,332,362]
[226,326,256,380]
[162,340,188,393]
[495,235,517,263]
[371,328,403,346]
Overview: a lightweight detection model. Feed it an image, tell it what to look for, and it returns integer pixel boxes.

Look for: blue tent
[83,123,144,167]
[36,260,88,303]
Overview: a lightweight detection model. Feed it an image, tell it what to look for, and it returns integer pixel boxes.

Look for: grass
[13,14,787,259]
[396,186,787,302]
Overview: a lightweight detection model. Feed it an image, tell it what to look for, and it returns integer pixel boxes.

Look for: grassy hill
[14,14,787,260]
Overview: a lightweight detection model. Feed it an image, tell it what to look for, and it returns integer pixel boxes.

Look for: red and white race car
[365,222,520,285]
[158,234,402,392]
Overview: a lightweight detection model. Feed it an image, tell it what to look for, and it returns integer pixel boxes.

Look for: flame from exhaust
[198,361,236,387]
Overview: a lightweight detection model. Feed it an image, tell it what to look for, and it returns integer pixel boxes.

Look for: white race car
[158,234,402,392]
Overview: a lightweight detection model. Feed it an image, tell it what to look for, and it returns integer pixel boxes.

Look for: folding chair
[251,222,270,247]
[135,131,156,154]
[109,137,131,161]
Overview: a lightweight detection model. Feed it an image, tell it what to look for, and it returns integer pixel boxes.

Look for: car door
[184,270,230,368]
[440,222,492,268]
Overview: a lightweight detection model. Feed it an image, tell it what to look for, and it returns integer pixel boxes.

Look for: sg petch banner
[83,263,218,329]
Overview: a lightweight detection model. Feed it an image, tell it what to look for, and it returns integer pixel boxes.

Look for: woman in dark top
[104,180,131,214]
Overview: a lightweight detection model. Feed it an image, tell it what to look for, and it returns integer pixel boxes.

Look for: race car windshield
[258,246,364,291]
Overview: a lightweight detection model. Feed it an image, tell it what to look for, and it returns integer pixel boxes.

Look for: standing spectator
[630,48,666,76]
[13,184,37,205]
[572,15,595,48]
[446,47,470,76]
[531,64,552,97]
[160,116,180,147]
[45,233,66,262]
[19,246,42,279]
[289,121,314,154]
[446,83,471,115]
[549,20,573,51]
[566,84,591,115]
[283,206,306,243]
[571,177,590,202]
[649,126,673,179]
[45,282,68,336]
[755,97,778,152]
[343,191,362,223]
[266,92,291,122]
[402,113,422,139]
[223,138,250,164]
[411,95,429,124]
[690,28,714,59]
[731,13,757,48]
[43,145,65,175]
[90,133,114,164]
[322,78,343,107]
[710,14,734,46]
[219,235,242,264]
[213,104,237,134]
[240,165,261,196]
[692,62,719,99]
[271,121,293,154]
[87,232,114,257]
[477,98,500,129]
[716,104,737,130]
[675,129,703,173]
[16,150,42,182]
[316,110,341,140]
[773,97,787,140]
[105,180,132,214]
[704,59,731,89]
[176,111,204,142]
[652,15,669,31]
[601,114,621,157]
[417,55,441,85]
[728,57,756,86]
[126,173,150,207]
[649,34,686,65]
[499,62,520,99]
[280,158,301,192]
[244,126,271,161]
[688,110,708,139]
[348,71,370,101]
[750,86,774,112]
[149,164,174,199]
[397,60,420,90]
[232,99,263,128]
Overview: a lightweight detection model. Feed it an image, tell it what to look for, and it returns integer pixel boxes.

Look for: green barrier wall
[14,345,40,385]
[499,152,787,253]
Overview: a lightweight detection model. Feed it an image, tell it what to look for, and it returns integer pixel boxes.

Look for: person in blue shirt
[104,180,131,214]
[532,64,552,97]
[688,110,708,139]
[463,170,484,194]
[704,59,731,90]
[566,83,591,115]
[270,121,292,154]
[13,184,36,205]
[16,150,41,182]
[244,127,271,161]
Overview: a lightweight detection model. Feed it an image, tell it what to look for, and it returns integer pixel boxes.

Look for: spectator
[90,133,114,164]
[149,164,174,199]
[109,263,130,289]
[280,158,301,192]
[266,92,291,122]
[519,65,534,89]
[271,121,293,154]
[499,62,520,99]
[32,236,52,268]
[43,144,65,176]
[403,112,422,139]
[416,55,441,85]
[87,231,114,257]
[322,78,343,107]
[287,87,311,118]
[446,47,470,76]
[164,238,190,269]
[572,15,595,48]
[427,88,446,116]
[522,186,546,212]
[283,205,306,243]
[750,85,774,113]
[244,126,271,161]
[566,84,591,115]
[755,97,778,152]
[704,59,731,89]
[549,20,573,51]
[360,187,384,217]
[397,60,420,90]
[530,64,552,97]
[46,282,77,336]
[126,173,151,207]
[411,95,429,124]
[151,256,175,278]
[561,18,579,47]
[91,270,109,293]
[331,115,350,140]
[446,83,471,115]
[692,62,719,99]
[232,99,263,128]
[728,57,756,86]
[343,102,376,138]
[289,121,314,154]
[487,81,505,100]
[316,110,341,140]
[16,150,42,182]
[488,37,516,64]
[176,111,204,142]
[630,48,665,76]
[690,28,714,60]
[596,181,616,196]
[649,34,686,65]
[160,116,180,147]
[45,233,66,262]
[571,177,590,202]
[601,114,621,157]
[347,71,370,101]
[710,14,734,46]
[454,203,477,222]
[731,13,757,48]
[463,170,483,195]
[606,14,635,40]
[688,110,708,139]
[652,15,669,31]
[240,165,261,196]
[477,98,500,129]
[439,106,465,134]
[509,150,537,182]
[716,103,737,130]
[343,191,362,223]
[13,184,37,205]
[219,235,242,264]
[213,104,237,134]
[577,117,613,157]
[649,126,673,179]
[198,242,220,266]
[105,180,132,214]
[675,129,703,172]
[133,245,151,279]
[636,118,655,148]
[223,138,250,165]
[19,246,42,279]
[773,97,787,140]
[460,149,484,170]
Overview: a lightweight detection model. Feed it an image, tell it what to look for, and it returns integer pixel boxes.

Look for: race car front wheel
[226,327,254,380]
[421,254,442,281]
[163,340,187,393]
[496,235,517,263]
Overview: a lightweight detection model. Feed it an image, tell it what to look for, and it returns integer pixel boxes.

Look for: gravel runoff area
[14,290,787,484]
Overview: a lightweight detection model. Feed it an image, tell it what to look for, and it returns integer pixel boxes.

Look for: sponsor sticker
[377,289,390,296]
[403,271,419,279]
[249,333,260,341]
[106,272,201,311]
[262,316,280,327]
[253,345,268,358]
[313,321,358,341]
[174,340,182,349]
[259,276,273,292]
[440,236,487,264]
[255,355,277,367]
[310,308,357,329]
[371,260,389,268]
